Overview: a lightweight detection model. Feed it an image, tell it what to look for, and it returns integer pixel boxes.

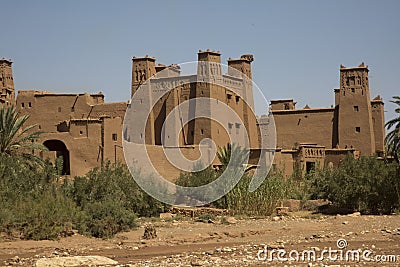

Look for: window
[355,127,361,133]
[79,130,83,135]
[28,102,32,108]
[235,123,240,134]
[351,88,355,93]
[201,129,204,135]
[112,133,118,141]
[354,106,359,112]
[306,162,315,174]
[227,94,232,102]
[284,103,289,110]
[235,96,240,103]
[21,102,24,108]
[228,123,233,134]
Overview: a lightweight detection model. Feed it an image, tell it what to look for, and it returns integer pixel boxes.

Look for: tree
[385,96,400,163]
[0,104,44,155]
[216,143,250,171]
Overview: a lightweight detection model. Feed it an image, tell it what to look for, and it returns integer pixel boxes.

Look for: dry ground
[1,212,400,266]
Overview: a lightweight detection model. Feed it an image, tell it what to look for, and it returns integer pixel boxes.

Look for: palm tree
[216,143,250,171]
[385,96,400,163]
[0,104,44,155]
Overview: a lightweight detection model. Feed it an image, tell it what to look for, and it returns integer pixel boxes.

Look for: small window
[112,133,118,141]
[235,123,240,134]
[235,96,240,103]
[351,88,355,93]
[79,130,83,135]
[201,129,204,135]
[355,127,361,133]
[227,94,232,100]
[21,102,25,108]
[284,103,290,110]
[28,102,32,108]
[354,106,359,112]
[228,123,233,134]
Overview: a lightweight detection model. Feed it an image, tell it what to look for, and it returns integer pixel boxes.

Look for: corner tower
[131,55,156,98]
[0,58,15,105]
[335,63,375,155]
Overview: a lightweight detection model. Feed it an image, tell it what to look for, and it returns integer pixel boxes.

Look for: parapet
[270,99,296,111]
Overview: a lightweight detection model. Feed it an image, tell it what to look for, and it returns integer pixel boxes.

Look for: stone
[35,256,118,267]
[143,225,157,239]
[225,217,237,224]
[159,212,176,219]
[272,216,280,221]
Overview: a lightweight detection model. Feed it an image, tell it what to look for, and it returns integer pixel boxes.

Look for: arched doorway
[43,140,70,175]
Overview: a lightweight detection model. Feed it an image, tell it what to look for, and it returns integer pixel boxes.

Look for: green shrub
[62,161,164,238]
[175,165,291,216]
[310,155,400,214]
[77,201,137,239]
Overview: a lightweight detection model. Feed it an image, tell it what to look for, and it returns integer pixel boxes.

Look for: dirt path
[1,212,400,266]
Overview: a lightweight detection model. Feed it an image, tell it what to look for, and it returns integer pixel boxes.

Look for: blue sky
[1,0,399,121]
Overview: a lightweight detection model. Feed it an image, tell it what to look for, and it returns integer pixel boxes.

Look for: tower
[0,58,15,105]
[131,55,156,98]
[335,63,375,155]
[371,95,385,156]
[228,55,257,148]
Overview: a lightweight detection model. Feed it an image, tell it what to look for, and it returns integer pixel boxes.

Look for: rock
[348,211,361,217]
[35,256,118,267]
[225,216,237,224]
[342,221,349,225]
[191,260,204,266]
[12,256,20,263]
[160,212,176,219]
[143,225,157,239]
[272,216,280,221]
[276,206,289,216]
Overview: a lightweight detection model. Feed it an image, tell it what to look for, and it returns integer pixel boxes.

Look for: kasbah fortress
[0,50,385,180]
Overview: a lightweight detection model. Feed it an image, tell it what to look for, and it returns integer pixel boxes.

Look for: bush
[0,156,165,240]
[175,166,292,216]
[310,155,400,214]
[0,155,75,240]
[62,161,164,238]
[77,201,137,238]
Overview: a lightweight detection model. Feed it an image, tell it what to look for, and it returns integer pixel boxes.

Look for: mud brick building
[0,51,385,179]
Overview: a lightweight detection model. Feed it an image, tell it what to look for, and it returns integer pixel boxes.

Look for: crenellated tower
[0,58,15,106]
[335,63,376,155]
[131,55,156,98]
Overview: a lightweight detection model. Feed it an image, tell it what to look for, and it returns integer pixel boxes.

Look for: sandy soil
[1,212,400,266]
